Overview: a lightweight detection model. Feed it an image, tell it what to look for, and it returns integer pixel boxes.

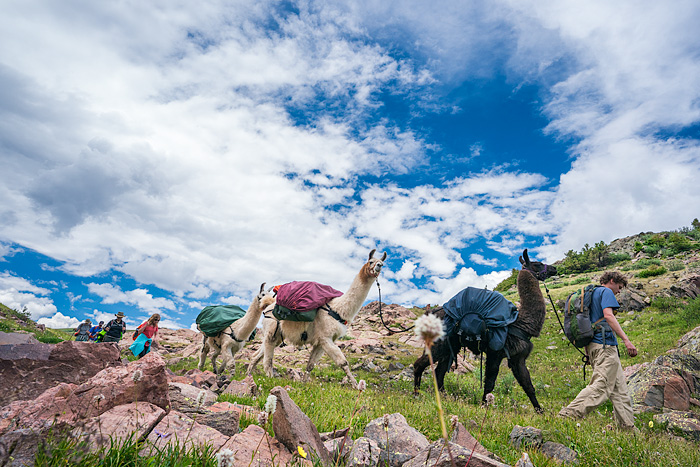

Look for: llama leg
[198,337,210,371]
[210,345,222,375]
[306,345,325,372]
[413,353,430,395]
[247,346,264,375]
[218,340,236,375]
[509,355,542,413]
[319,338,357,388]
[482,350,504,403]
[262,331,284,377]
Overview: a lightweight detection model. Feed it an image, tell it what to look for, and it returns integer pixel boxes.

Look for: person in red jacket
[134,313,160,358]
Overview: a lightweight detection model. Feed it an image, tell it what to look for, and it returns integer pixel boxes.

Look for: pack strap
[543,281,591,381]
[507,325,531,342]
[376,279,414,334]
[320,304,348,326]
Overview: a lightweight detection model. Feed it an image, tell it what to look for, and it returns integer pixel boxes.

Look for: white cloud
[87,283,176,314]
[469,254,499,268]
[37,312,80,329]
[0,272,57,319]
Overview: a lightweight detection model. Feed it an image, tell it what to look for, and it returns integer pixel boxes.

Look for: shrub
[646,234,667,247]
[569,276,591,285]
[666,260,685,272]
[633,241,644,253]
[494,269,518,293]
[667,232,694,254]
[633,258,662,270]
[680,297,700,328]
[638,266,667,278]
[650,296,683,313]
[643,244,661,256]
[608,253,631,264]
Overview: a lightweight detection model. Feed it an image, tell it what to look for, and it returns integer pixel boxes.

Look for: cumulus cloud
[37,312,80,329]
[0,272,57,319]
[87,283,176,314]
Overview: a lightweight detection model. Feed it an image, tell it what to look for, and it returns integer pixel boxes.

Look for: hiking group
[72,310,161,360]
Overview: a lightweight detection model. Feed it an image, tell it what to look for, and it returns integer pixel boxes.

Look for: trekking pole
[542,281,590,381]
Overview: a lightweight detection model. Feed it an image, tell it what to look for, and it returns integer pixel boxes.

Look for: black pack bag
[564,284,610,348]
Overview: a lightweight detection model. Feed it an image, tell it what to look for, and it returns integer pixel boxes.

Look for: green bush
[569,276,591,285]
[645,234,667,247]
[667,232,694,254]
[680,297,700,328]
[666,260,685,272]
[633,241,644,253]
[632,258,662,270]
[643,244,661,256]
[608,252,631,264]
[638,265,667,278]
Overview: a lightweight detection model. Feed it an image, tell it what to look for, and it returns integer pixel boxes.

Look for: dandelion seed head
[358,380,366,392]
[196,390,206,408]
[265,394,277,414]
[93,394,105,403]
[414,314,444,345]
[132,369,143,382]
[257,411,269,426]
[485,393,495,406]
[216,449,236,467]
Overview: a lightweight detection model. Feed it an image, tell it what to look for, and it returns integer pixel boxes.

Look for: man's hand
[624,340,637,357]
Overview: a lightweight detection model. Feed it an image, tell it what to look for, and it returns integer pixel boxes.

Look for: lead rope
[376,279,415,334]
[543,280,590,381]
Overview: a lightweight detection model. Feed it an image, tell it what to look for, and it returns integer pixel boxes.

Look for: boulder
[664,376,691,411]
[0,341,122,406]
[509,425,543,449]
[0,351,169,434]
[450,421,493,458]
[270,386,331,465]
[222,374,259,398]
[363,413,429,467]
[403,440,510,467]
[196,410,240,437]
[617,289,647,312]
[219,424,310,466]
[627,365,678,409]
[143,410,230,455]
[346,437,381,467]
[72,402,165,449]
[168,382,217,414]
[0,331,40,345]
[653,411,700,441]
[540,441,579,464]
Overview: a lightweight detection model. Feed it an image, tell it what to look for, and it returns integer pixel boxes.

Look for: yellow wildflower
[297,446,307,458]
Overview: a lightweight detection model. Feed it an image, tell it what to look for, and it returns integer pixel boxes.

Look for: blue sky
[1,1,699,330]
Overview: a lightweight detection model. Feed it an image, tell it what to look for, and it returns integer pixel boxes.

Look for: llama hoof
[535,407,544,415]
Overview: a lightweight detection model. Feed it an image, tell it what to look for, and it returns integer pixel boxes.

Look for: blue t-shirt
[590,286,620,346]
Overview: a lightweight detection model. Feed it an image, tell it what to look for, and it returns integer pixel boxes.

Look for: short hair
[600,271,628,287]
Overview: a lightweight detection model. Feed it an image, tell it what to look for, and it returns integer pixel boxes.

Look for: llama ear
[267,286,274,293]
[523,249,531,265]
[369,249,376,260]
[259,282,266,294]
[381,251,387,261]
[519,256,524,265]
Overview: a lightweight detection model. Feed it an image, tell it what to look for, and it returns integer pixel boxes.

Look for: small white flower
[450,415,459,430]
[216,448,236,467]
[358,380,367,392]
[264,394,277,414]
[132,370,143,382]
[414,314,444,345]
[257,411,269,426]
[485,393,495,406]
[196,390,206,408]
[93,394,105,403]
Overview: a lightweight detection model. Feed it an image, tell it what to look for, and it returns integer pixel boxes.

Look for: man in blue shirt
[558,271,638,429]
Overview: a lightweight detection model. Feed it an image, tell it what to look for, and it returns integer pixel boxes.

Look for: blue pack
[442,287,519,352]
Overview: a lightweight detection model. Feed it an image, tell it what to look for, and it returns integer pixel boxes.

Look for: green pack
[196,305,247,337]
[272,304,318,322]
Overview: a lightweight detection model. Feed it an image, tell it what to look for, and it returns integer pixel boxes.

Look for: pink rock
[450,422,493,458]
[72,402,165,449]
[664,376,690,411]
[222,374,259,397]
[143,410,229,455]
[219,424,310,467]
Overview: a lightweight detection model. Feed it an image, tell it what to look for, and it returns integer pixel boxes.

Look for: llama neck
[233,296,264,339]
[329,268,376,323]
[515,268,546,337]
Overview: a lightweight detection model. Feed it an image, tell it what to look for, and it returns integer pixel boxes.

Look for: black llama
[413,249,557,413]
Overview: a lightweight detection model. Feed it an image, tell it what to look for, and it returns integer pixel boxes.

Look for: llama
[413,249,557,413]
[198,283,276,375]
[247,249,387,388]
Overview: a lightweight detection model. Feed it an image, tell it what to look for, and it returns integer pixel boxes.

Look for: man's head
[600,271,628,294]
[115,311,126,321]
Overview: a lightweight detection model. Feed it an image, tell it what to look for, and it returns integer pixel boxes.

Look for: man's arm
[603,307,637,357]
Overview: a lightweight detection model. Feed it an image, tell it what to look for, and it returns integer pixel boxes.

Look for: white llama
[247,249,387,388]
[198,283,275,375]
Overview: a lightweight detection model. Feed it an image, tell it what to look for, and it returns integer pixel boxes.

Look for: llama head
[519,249,557,281]
[256,282,276,308]
[364,249,387,278]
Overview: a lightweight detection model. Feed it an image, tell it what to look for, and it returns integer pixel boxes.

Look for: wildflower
[358,380,366,392]
[132,369,143,382]
[257,411,269,426]
[414,314,444,346]
[649,421,654,428]
[196,390,206,408]
[450,415,459,430]
[297,446,307,458]
[485,393,495,406]
[383,414,390,430]
[216,448,236,467]
[576,423,581,428]
[264,394,277,414]
[93,394,105,403]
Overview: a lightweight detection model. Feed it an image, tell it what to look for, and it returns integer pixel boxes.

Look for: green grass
[0,303,72,343]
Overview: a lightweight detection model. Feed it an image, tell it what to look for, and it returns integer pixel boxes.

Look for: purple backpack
[276,281,343,311]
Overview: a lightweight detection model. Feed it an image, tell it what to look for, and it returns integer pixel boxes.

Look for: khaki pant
[558,343,635,428]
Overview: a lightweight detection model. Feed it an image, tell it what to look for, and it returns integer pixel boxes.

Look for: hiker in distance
[102,311,128,343]
[558,271,638,429]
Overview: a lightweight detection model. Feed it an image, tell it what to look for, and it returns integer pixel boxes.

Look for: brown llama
[413,249,557,413]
